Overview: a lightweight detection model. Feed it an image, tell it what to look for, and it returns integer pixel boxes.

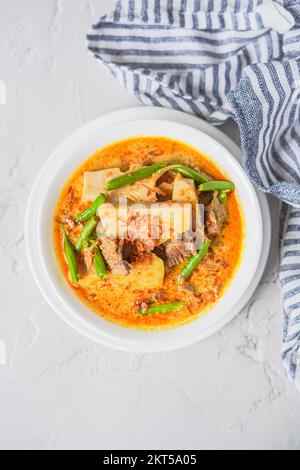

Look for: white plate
[25,107,271,352]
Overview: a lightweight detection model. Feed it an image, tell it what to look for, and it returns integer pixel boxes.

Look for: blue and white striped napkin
[87,0,300,389]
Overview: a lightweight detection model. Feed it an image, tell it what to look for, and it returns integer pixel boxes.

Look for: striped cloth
[87,0,300,388]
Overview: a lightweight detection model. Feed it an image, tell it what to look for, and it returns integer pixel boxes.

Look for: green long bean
[93,246,107,278]
[172,165,208,184]
[106,161,208,191]
[180,240,211,280]
[198,181,234,192]
[75,194,107,223]
[218,191,228,204]
[139,301,184,316]
[75,216,98,252]
[106,161,176,191]
[61,227,79,283]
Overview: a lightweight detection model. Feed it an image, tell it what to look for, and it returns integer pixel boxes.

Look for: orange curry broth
[54,137,244,330]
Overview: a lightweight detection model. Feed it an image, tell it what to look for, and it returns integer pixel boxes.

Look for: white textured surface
[0,0,300,451]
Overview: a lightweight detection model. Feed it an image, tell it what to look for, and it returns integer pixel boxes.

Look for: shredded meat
[205,192,227,236]
[100,238,130,275]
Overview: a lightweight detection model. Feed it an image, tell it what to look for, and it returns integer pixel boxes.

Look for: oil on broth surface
[54,137,244,330]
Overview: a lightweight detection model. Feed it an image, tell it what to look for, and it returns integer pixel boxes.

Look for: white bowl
[25,114,267,352]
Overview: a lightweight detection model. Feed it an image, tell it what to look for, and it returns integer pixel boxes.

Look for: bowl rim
[25,107,271,352]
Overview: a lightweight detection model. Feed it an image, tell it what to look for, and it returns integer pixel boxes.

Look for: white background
[0,0,300,450]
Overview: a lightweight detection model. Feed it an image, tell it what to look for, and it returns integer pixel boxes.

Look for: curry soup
[54,137,244,330]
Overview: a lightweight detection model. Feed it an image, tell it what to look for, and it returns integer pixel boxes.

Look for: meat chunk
[154,240,194,268]
[121,239,155,263]
[205,192,227,236]
[153,244,168,263]
[100,238,130,275]
[134,239,156,254]
[165,240,193,268]
[121,240,135,263]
